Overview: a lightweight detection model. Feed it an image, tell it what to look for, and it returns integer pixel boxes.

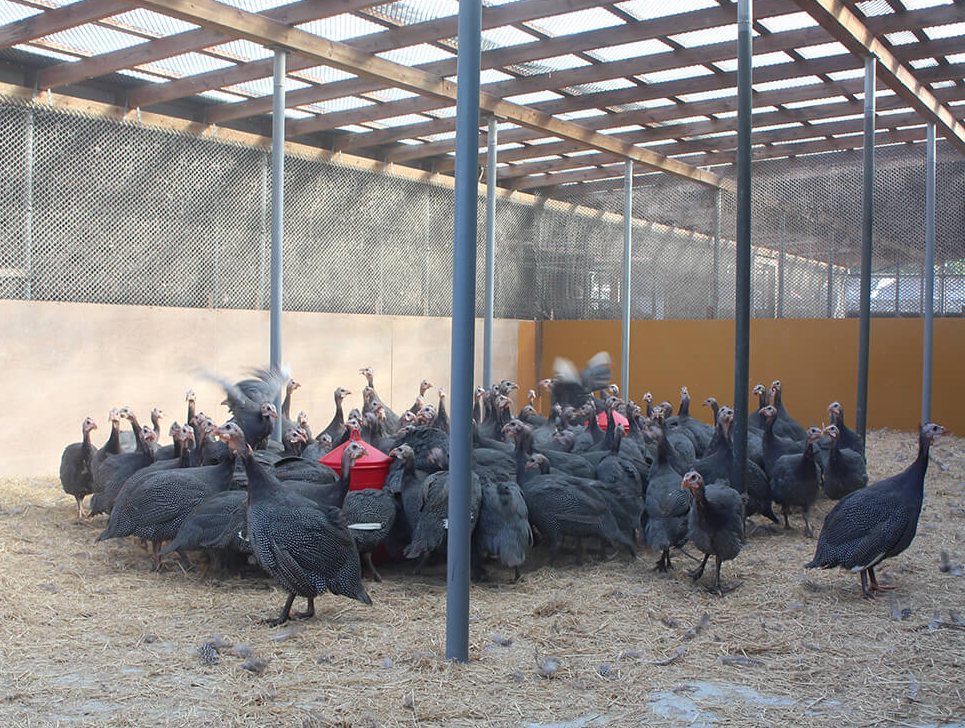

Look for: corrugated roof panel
[117,68,170,84]
[303,96,376,114]
[425,106,458,118]
[615,0,717,21]
[376,43,455,66]
[599,124,643,135]
[564,78,638,95]
[828,68,865,81]
[753,75,824,92]
[557,108,608,120]
[209,39,273,61]
[758,12,818,33]
[637,64,714,84]
[586,38,672,63]
[813,113,864,124]
[909,58,940,68]
[678,87,738,103]
[448,69,515,83]
[368,0,459,26]
[0,4,41,24]
[946,52,965,63]
[670,24,755,48]
[111,9,199,36]
[611,98,676,111]
[200,89,248,103]
[43,23,144,55]
[422,130,457,142]
[297,14,386,41]
[481,25,539,49]
[714,51,794,72]
[284,108,313,119]
[297,65,357,84]
[227,76,311,97]
[855,0,894,16]
[504,90,564,104]
[524,7,624,37]
[221,0,310,11]
[796,41,849,59]
[365,87,420,102]
[370,113,432,128]
[900,0,954,9]
[511,54,591,75]
[337,124,371,133]
[14,44,78,62]
[924,21,965,40]
[931,80,957,89]
[784,95,848,109]
[884,30,918,44]
[143,52,235,77]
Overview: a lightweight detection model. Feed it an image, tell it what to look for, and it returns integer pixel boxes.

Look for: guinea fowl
[409,379,433,414]
[385,443,427,550]
[759,405,806,475]
[682,470,745,596]
[644,424,691,572]
[671,387,713,457]
[96,425,236,570]
[153,422,183,462]
[432,388,450,434]
[360,367,400,433]
[60,417,98,521]
[821,425,869,500]
[651,406,696,474]
[89,412,158,516]
[549,352,611,411]
[769,427,823,536]
[473,386,486,425]
[91,409,124,489]
[321,388,351,444]
[403,459,483,573]
[207,366,286,449]
[769,380,807,442]
[520,453,634,562]
[342,487,396,582]
[827,401,865,457]
[302,433,333,462]
[221,423,371,625]
[750,383,768,431]
[159,489,249,567]
[475,481,533,581]
[284,441,367,510]
[807,423,947,598]
[280,379,300,429]
[504,420,595,480]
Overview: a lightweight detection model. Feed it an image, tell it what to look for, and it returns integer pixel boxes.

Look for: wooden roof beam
[35,0,369,91]
[123,0,732,189]
[792,0,965,155]
[0,0,126,50]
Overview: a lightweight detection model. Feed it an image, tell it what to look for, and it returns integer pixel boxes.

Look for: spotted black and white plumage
[475,481,532,577]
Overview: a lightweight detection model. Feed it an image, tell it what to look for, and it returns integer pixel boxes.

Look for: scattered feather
[491,633,513,647]
[241,657,270,675]
[683,613,710,641]
[651,646,685,666]
[535,655,560,678]
[271,626,306,642]
[718,655,764,667]
[197,642,219,666]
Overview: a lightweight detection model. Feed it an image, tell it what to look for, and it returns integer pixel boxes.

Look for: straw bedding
[1,429,963,727]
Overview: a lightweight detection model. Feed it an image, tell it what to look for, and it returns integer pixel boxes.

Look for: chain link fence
[1,97,962,320]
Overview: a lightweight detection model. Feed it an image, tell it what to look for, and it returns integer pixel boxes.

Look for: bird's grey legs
[263,592,297,626]
[363,552,383,583]
[802,507,814,538]
[688,553,710,581]
[293,597,315,620]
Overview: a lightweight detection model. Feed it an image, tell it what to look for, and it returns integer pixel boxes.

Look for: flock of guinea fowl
[57,353,947,626]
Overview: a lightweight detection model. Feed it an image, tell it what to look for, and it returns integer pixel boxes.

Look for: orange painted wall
[539,318,965,435]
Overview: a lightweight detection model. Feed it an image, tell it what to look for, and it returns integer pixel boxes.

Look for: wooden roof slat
[35,0,363,91]
[122,0,732,189]
[0,0,126,50]
[792,0,965,155]
[131,0,604,113]
[206,0,795,126]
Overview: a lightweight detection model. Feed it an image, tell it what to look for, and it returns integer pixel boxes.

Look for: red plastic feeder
[597,410,630,434]
[319,431,392,491]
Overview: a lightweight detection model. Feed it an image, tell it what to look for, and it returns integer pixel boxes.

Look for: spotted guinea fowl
[91,409,124,488]
[769,427,823,536]
[158,489,248,565]
[205,365,286,449]
[821,425,868,499]
[827,401,865,458]
[758,405,806,476]
[60,417,98,521]
[342,487,397,582]
[221,423,371,625]
[670,387,714,457]
[807,423,946,597]
[644,424,691,572]
[769,380,807,442]
[89,410,158,516]
[96,426,236,570]
[474,481,533,581]
[681,470,745,596]
[359,367,400,433]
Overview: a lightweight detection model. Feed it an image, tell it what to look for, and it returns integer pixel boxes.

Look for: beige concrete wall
[1,301,521,477]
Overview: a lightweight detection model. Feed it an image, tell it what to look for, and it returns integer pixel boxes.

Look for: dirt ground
[1,429,964,728]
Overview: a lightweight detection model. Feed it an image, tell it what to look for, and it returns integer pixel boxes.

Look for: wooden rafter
[121,0,732,189]
[34,0,365,90]
[0,0,125,50]
[792,0,965,155]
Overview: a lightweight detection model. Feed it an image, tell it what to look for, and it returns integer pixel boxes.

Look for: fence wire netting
[0,99,962,320]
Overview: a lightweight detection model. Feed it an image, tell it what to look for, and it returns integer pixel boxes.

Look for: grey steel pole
[733,0,753,491]
[446,0,481,664]
[483,115,497,391]
[270,49,286,441]
[777,210,786,318]
[855,55,875,445]
[713,189,721,319]
[922,122,936,423]
[24,110,34,301]
[621,159,633,398]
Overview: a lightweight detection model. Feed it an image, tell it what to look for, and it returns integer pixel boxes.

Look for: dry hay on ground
[1,429,964,728]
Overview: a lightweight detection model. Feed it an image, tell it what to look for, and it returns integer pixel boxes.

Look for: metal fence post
[733,0,753,491]
[922,122,936,423]
[24,110,34,301]
[447,0,481,664]
[270,49,286,441]
[827,227,835,318]
[855,55,875,445]
[777,209,786,318]
[621,159,632,398]
[713,189,721,319]
[483,115,497,391]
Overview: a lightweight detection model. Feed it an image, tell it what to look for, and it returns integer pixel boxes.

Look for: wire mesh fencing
[0,96,962,321]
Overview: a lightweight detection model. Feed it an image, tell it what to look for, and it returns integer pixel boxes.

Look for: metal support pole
[23,110,34,301]
[855,55,875,445]
[827,227,835,318]
[922,122,936,424]
[270,49,286,441]
[446,0,481,664]
[713,189,721,319]
[777,210,786,318]
[939,260,946,315]
[483,116,497,391]
[733,0,753,490]
[621,160,633,398]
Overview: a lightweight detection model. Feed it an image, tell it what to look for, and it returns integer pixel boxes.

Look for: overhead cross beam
[792,0,965,156]
[122,0,733,189]
[0,0,125,50]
